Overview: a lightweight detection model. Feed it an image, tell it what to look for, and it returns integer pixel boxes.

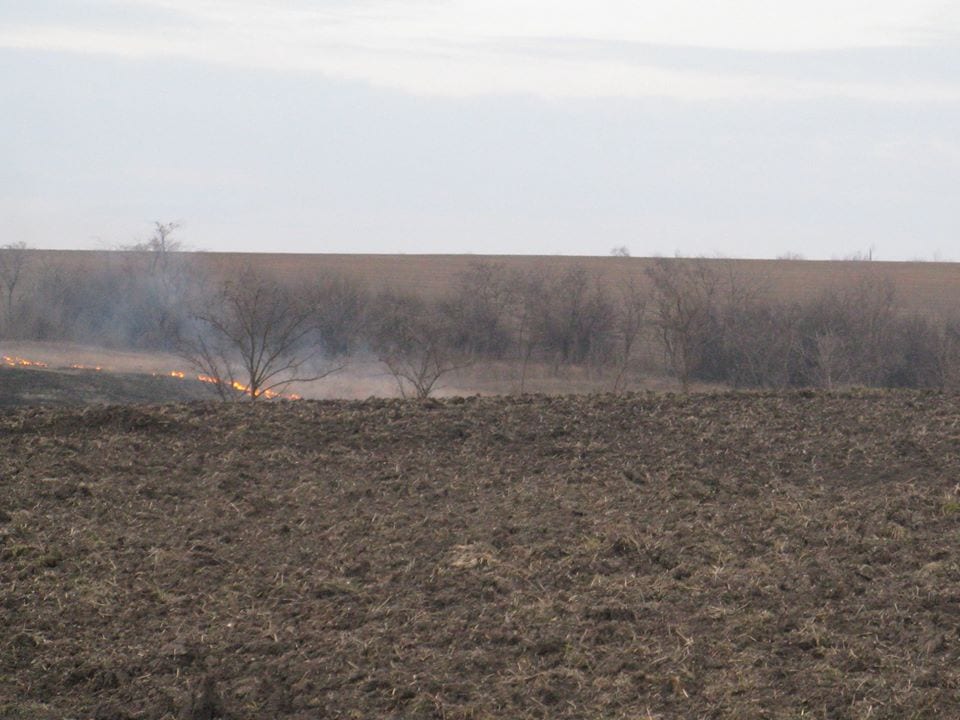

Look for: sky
[2,0,959,259]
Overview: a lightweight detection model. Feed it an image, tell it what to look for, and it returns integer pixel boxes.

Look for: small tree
[371,291,472,399]
[178,266,339,400]
[807,331,850,389]
[443,261,515,359]
[0,242,30,333]
[608,277,648,392]
[720,301,800,389]
[126,221,182,273]
[794,274,897,387]
[310,272,369,358]
[646,258,719,391]
[509,269,547,394]
[526,267,615,371]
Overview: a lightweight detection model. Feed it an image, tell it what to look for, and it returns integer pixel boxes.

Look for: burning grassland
[155,370,301,400]
[0,343,652,403]
[0,346,303,405]
[3,391,960,718]
[2,355,48,368]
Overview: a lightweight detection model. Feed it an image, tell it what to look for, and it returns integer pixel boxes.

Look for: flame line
[160,369,301,400]
[2,354,300,400]
[3,355,48,368]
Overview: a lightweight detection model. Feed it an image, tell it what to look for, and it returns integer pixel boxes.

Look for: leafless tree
[309,272,369,358]
[126,221,182,273]
[646,258,719,391]
[509,269,547,394]
[443,261,515,359]
[806,331,850,389]
[371,291,472,399]
[609,277,647,393]
[700,264,799,389]
[0,242,30,333]
[178,266,339,400]
[796,274,897,387]
[933,319,960,390]
[523,267,616,372]
[720,301,801,388]
[844,274,897,385]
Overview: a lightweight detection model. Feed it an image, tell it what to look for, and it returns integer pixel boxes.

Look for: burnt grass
[0,367,216,408]
[2,392,960,719]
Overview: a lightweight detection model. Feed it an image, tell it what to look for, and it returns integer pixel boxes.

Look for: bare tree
[443,261,515,359]
[509,269,547,394]
[111,221,195,348]
[807,332,850,389]
[646,258,719,392]
[702,263,796,389]
[178,266,339,400]
[844,274,897,385]
[932,318,960,390]
[126,221,182,273]
[0,242,30,333]
[720,301,801,388]
[371,291,472,399]
[309,272,369,358]
[609,277,647,393]
[795,274,897,387]
[526,267,616,372]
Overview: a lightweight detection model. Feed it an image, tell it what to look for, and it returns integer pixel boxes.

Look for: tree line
[2,237,959,398]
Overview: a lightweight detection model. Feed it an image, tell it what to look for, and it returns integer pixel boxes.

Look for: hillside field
[26,250,960,314]
[3,391,960,718]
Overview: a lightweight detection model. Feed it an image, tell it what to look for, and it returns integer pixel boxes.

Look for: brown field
[28,250,960,314]
[4,391,960,718]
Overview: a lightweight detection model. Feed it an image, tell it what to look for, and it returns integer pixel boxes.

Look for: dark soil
[2,391,960,719]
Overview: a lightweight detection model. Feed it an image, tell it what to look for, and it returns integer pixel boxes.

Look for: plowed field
[3,392,960,719]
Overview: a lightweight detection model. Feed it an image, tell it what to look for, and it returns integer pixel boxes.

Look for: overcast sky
[2,0,959,259]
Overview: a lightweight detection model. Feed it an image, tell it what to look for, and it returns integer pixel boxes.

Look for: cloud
[1,0,959,101]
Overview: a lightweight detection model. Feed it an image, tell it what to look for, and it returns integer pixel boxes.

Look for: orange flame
[3,354,301,400]
[165,370,301,400]
[3,355,48,368]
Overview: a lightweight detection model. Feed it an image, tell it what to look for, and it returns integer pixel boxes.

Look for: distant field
[28,250,960,315]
